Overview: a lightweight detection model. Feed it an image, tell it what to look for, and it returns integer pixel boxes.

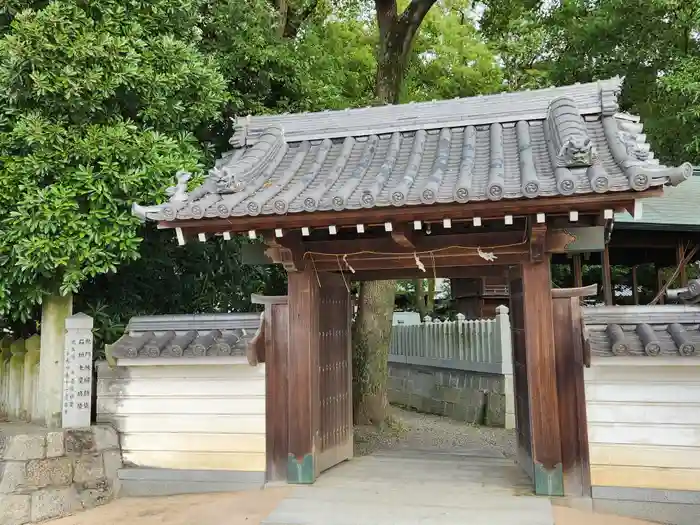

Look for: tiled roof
[109,313,261,360]
[583,305,700,358]
[615,172,700,229]
[132,78,692,223]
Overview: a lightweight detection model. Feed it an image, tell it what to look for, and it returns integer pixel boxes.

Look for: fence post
[495,305,515,429]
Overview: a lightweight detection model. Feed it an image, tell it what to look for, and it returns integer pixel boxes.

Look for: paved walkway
[263,445,552,525]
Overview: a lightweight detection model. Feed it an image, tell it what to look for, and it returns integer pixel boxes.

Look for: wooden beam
[632,265,639,305]
[551,284,597,299]
[349,266,510,281]
[602,244,613,306]
[160,192,658,234]
[572,254,583,288]
[302,230,526,256]
[286,264,320,484]
[309,250,528,273]
[521,257,564,496]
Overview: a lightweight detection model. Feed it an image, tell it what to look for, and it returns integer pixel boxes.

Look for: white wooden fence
[0,334,42,423]
[389,305,513,376]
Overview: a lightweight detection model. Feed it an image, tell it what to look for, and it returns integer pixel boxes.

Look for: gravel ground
[354,405,517,458]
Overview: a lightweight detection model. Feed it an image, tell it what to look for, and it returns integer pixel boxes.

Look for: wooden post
[602,244,613,305]
[572,254,583,288]
[677,240,688,287]
[657,266,665,305]
[522,258,564,496]
[551,286,595,497]
[251,294,290,483]
[632,265,639,305]
[286,266,320,484]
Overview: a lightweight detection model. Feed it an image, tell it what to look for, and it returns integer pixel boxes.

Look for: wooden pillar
[286,266,320,483]
[521,257,564,496]
[602,244,613,305]
[572,254,583,288]
[632,265,639,305]
[656,266,665,305]
[677,240,688,287]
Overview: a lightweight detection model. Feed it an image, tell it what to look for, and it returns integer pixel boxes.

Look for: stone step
[116,468,264,497]
[263,498,554,525]
[286,485,549,509]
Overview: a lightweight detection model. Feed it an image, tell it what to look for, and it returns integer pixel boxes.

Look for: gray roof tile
[615,172,700,229]
[132,78,692,223]
[110,313,261,360]
[582,305,700,358]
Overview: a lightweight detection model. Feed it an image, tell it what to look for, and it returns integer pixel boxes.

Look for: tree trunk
[39,293,73,428]
[414,278,427,318]
[352,0,437,425]
[427,278,435,313]
[352,280,396,425]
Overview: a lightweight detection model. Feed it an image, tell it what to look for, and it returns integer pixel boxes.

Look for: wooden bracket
[529,222,547,262]
[390,224,415,249]
[263,231,304,272]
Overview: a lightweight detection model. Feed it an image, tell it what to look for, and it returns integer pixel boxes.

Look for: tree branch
[284,0,320,39]
[397,0,438,58]
[400,0,438,27]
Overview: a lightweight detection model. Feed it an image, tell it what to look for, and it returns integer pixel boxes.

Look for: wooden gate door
[551,285,595,497]
[508,272,534,479]
[316,273,354,475]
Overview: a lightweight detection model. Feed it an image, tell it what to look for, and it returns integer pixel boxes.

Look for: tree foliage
[0,0,227,320]
[480,0,700,164]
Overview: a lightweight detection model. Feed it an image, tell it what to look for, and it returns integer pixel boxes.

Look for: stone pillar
[39,294,73,428]
[62,314,94,429]
[495,305,515,429]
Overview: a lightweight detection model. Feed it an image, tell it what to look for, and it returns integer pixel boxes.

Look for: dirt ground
[49,488,292,525]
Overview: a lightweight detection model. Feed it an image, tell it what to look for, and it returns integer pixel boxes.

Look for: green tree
[480,0,700,164]
[0,0,227,321]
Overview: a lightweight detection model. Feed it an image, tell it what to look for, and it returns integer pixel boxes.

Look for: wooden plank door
[551,285,595,497]
[508,271,534,479]
[316,273,353,474]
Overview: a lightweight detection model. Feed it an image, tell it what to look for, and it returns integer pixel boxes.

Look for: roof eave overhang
[156,189,662,235]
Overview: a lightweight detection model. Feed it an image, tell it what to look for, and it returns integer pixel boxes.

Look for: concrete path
[263,446,554,525]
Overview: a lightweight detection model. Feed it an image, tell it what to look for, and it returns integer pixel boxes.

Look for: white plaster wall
[584,358,700,492]
[95,360,265,472]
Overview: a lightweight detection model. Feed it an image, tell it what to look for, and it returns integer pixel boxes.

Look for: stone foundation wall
[388,362,507,427]
[0,425,122,525]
